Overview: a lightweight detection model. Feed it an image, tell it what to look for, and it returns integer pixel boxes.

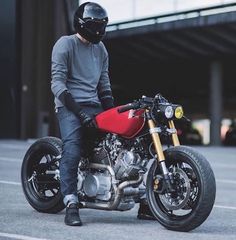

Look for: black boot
[137,200,156,220]
[64,203,83,226]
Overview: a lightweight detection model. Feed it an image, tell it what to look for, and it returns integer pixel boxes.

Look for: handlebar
[117,102,140,113]
[117,94,188,122]
[117,96,154,113]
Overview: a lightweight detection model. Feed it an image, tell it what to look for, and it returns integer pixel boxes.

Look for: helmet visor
[84,19,107,36]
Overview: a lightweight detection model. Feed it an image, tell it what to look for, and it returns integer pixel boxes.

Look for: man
[51,2,154,227]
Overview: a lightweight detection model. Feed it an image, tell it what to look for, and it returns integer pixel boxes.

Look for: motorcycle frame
[82,110,180,210]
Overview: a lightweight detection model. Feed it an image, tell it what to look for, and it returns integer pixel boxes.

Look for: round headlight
[165,106,174,119]
[175,106,184,119]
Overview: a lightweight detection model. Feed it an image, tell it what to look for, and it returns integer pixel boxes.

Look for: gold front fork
[147,118,165,162]
[147,111,180,162]
[147,115,169,175]
[168,120,180,146]
[147,110,179,191]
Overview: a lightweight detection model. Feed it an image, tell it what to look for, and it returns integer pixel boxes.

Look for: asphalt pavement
[0,139,236,240]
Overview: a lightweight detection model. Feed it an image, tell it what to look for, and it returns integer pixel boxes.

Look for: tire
[21,137,65,213]
[146,145,216,232]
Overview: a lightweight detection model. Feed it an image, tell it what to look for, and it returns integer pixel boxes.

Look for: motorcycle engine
[77,134,146,202]
[99,133,145,180]
[83,170,112,201]
[113,150,142,180]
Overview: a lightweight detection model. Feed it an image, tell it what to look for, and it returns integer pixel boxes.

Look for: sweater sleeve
[97,45,114,110]
[51,37,69,99]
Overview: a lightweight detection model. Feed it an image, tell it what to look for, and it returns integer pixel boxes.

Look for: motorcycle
[21,94,216,232]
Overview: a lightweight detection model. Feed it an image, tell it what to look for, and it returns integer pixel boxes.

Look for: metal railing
[106,2,236,32]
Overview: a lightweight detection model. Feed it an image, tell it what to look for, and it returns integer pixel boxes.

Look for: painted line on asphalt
[1,178,236,187]
[1,180,236,212]
[0,232,49,240]
[211,163,236,169]
[0,143,30,150]
[214,205,236,210]
[217,179,236,184]
[0,180,21,186]
[0,157,21,162]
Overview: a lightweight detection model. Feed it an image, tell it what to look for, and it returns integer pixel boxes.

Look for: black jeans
[56,104,103,205]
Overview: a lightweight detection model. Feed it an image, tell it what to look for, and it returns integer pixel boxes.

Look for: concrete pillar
[209,61,223,145]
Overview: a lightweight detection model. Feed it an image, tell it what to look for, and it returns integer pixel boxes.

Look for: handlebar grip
[117,104,135,113]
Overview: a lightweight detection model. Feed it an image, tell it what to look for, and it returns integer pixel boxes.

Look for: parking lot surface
[0,140,236,240]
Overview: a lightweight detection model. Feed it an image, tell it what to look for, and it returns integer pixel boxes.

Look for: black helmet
[73,2,108,44]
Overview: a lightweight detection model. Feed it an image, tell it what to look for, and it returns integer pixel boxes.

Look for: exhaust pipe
[82,163,144,210]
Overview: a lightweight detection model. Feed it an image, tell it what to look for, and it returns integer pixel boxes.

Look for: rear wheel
[21,137,65,213]
[146,146,216,232]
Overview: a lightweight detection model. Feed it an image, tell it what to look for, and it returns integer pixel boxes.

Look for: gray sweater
[51,34,112,108]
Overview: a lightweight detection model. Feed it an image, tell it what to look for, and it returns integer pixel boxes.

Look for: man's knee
[62,140,82,163]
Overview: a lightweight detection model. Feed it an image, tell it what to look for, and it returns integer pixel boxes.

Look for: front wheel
[146,146,216,232]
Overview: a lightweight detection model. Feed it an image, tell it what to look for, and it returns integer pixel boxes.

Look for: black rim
[25,149,60,202]
[151,153,201,220]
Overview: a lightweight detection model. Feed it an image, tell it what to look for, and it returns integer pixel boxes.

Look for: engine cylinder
[114,150,141,180]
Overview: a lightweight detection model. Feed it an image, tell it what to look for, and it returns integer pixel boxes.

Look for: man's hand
[58,90,98,128]
[78,111,97,128]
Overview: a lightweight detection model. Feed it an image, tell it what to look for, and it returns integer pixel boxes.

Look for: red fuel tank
[95,106,145,139]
